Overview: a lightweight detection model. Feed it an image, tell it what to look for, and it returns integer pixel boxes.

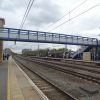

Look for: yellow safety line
[7,60,11,100]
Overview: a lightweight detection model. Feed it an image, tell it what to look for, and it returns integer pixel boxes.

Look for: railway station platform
[0,57,48,100]
[0,60,8,100]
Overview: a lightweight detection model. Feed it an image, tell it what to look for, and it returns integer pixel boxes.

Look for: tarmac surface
[0,61,8,100]
[0,57,47,100]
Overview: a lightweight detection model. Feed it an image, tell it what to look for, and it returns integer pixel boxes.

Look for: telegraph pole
[38,44,39,57]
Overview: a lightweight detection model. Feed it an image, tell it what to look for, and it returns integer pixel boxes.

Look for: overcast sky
[0,0,100,52]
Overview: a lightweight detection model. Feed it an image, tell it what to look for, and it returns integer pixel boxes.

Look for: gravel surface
[15,57,100,100]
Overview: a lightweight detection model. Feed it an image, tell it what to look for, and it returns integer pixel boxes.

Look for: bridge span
[0,27,99,46]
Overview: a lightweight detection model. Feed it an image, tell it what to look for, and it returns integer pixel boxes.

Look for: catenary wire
[49,3,100,32]
[43,0,88,30]
[20,0,32,29]
[20,0,35,29]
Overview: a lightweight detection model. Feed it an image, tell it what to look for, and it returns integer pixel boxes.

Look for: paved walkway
[0,61,8,100]
[0,57,48,100]
[8,57,47,100]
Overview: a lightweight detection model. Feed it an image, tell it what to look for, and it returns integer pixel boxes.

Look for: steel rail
[28,57,100,74]
[14,56,78,100]
[16,55,100,84]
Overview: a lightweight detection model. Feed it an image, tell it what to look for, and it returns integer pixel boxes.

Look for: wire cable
[49,3,100,32]
[21,0,35,29]
[20,0,35,29]
[20,0,32,29]
[43,0,88,30]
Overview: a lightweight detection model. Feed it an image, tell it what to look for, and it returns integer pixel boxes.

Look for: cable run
[20,0,35,29]
[20,0,32,29]
[43,0,88,30]
[49,3,100,32]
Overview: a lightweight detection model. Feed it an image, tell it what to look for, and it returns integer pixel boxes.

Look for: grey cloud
[0,0,3,5]
[0,0,61,28]
[27,0,61,27]
[0,0,15,11]
[0,0,28,11]
[12,0,28,7]
[79,15,100,30]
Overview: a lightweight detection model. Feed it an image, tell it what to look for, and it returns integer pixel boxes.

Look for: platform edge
[12,58,49,100]
[7,61,11,100]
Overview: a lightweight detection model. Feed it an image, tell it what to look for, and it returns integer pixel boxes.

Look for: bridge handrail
[0,27,97,40]
[0,27,98,46]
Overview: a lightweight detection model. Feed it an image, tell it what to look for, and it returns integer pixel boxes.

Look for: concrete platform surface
[0,61,8,100]
[8,57,47,100]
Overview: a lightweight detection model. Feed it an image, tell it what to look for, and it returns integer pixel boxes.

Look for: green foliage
[22,48,70,57]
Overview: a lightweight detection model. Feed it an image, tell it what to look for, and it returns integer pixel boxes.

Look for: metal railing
[0,27,98,46]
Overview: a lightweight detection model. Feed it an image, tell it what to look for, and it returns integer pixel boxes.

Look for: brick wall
[0,18,5,63]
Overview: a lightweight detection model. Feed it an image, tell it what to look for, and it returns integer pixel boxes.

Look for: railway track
[28,57,100,74]
[16,55,100,84]
[32,57,100,68]
[63,59,100,67]
[14,56,77,100]
[30,59,100,84]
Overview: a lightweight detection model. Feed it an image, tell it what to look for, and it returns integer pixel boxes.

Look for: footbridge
[0,27,99,46]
